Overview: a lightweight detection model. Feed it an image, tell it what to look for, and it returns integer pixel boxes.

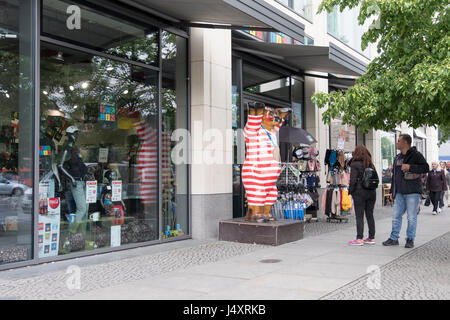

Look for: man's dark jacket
[390,147,429,198]
[426,170,447,192]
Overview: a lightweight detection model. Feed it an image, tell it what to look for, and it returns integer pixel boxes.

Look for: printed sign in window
[112,180,122,202]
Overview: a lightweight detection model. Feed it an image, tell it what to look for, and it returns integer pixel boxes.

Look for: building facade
[0,0,439,270]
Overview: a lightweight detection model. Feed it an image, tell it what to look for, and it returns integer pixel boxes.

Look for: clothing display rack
[323,148,353,223]
[272,161,321,222]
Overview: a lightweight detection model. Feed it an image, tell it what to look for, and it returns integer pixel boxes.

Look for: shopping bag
[424,196,431,207]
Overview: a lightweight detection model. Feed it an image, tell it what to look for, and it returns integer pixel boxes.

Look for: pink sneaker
[363,238,376,245]
[348,239,364,246]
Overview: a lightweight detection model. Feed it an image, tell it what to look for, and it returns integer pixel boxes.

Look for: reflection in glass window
[40,42,159,255]
[291,79,303,128]
[330,117,356,151]
[277,0,313,20]
[0,0,34,265]
[380,131,396,183]
[413,137,425,160]
[161,31,188,239]
[243,63,290,102]
[42,0,159,66]
[327,4,369,55]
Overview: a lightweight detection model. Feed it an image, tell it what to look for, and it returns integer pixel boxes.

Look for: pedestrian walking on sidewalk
[426,162,447,215]
[439,161,448,208]
[446,162,450,207]
[383,134,429,249]
[347,145,377,246]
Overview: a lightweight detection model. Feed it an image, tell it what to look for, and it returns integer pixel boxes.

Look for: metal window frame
[1,1,192,271]
[40,36,161,72]
[0,0,41,272]
[159,30,191,242]
[158,29,163,242]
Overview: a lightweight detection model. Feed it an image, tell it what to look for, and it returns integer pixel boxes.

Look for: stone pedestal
[219,218,304,246]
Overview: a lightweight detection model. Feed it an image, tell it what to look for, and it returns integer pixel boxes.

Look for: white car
[0,176,28,196]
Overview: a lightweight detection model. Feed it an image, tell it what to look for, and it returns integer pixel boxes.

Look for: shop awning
[233,39,368,76]
[117,0,305,41]
[328,74,358,89]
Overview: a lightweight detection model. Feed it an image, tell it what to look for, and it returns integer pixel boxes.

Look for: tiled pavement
[0,205,448,300]
[321,231,450,300]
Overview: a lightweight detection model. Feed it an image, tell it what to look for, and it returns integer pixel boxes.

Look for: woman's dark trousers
[430,191,442,212]
[353,190,377,239]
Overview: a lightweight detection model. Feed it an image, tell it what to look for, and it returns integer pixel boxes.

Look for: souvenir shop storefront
[0,0,312,270]
[230,31,368,221]
[0,0,193,269]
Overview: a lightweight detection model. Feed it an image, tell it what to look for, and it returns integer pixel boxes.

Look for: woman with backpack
[348,145,379,246]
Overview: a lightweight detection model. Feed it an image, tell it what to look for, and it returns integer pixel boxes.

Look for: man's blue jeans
[69,181,88,233]
[390,193,421,241]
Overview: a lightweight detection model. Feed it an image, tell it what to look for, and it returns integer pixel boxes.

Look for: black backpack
[361,167,379,190]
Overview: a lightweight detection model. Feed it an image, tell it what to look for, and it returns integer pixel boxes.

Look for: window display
[0,0,34,265]
[0,0,190,269]
[40,41,159,254]
[161,31,188,238]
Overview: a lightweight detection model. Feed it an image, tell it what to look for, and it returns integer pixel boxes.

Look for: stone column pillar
[304,76,329,218]
[190,28,233,240]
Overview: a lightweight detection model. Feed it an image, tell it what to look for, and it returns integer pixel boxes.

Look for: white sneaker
[432,211,437,215]
[437,208,442,214]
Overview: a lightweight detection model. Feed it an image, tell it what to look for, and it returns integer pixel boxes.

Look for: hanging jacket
[341,189,352,211]
[324,149,331,166]
[331,189,341,216]
[329,150,337,169]
[340,172,350,186]
[337,151,345,169]
[322,188,328,214]
[325,188,333,217]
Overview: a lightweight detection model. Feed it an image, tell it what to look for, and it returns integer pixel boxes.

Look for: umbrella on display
[279,126,317,145]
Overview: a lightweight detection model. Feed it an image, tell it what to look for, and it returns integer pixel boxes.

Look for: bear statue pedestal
[219,218,304,246]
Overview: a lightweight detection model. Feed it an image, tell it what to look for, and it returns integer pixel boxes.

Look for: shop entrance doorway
[232,93,291,219]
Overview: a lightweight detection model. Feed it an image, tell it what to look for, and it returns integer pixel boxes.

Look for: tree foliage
[311,0,450,142]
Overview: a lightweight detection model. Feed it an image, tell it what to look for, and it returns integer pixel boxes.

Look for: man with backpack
[383,134,429,249]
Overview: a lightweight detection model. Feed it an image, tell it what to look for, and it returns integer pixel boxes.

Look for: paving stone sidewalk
[0,205,447,300]
[0,241,268,300]
[321,231,450,300]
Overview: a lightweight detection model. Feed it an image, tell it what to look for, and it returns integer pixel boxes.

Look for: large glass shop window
[42,0,158,66]
[243,62,290,102]
[161,31,188,239]
[0,0,34,265]
[39,0,162,256]
[329,117,356,151]
[291,78,303,129]
[40,42,159,255]
[380,131,396,184]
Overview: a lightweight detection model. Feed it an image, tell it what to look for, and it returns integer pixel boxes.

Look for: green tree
[311,0,450,142]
